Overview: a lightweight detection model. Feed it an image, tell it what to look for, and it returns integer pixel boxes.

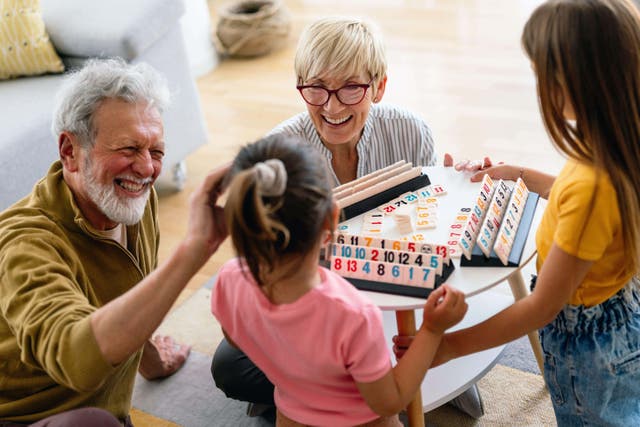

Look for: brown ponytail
[225,134,334,286]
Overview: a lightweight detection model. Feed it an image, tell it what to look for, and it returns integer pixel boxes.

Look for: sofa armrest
[41,0,186,61]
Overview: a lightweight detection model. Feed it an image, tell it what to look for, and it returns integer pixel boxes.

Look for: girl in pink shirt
[211,134,467,426]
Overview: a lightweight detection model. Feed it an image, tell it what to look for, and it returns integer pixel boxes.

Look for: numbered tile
[429,184,447,196]
[417,188,433,198]
[400,192,420,204]
[378,204,397,215]
[364,212,385,221]
[448,245,462,258]
[416,219,437,230]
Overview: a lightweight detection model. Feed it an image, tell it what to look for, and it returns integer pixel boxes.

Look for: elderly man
[0,59,228,426]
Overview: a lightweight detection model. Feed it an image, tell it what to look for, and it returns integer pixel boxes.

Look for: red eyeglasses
[296,81,373,106]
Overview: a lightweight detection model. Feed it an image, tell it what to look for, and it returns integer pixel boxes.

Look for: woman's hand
[443,153,496,172]
[444,152,526,183]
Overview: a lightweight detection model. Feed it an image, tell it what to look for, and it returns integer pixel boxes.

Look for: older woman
[211,16,484,421]
[268,16,437,186]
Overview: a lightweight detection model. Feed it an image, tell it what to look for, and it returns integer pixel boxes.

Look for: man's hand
[138,335,191,380]
[186,163,231,260]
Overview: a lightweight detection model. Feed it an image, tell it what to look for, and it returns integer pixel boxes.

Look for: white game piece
[389,263,404,284]
[363,226,383,235]
[429,184,447,196]
[448,245,462,258]
[417,267,436,289]
[364,212,385,222]
[417,188,432,198]
[494,240,511,266]
[378,203,397,215]
[400,192,420,204]
[418,197,439,206]
[416,218,437,230]
[411,233,425,243]
[393,213,413,234]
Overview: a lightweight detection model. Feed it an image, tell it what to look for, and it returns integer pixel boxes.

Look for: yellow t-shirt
[535,159,635,306]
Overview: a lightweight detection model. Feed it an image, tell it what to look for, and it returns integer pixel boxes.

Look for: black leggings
[211,338,275,405]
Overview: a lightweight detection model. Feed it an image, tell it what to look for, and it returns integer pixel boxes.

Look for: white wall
[180,0,218,77]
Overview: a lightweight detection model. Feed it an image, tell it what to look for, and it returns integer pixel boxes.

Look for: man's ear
[59,131,81,172]
[373,75,388,103]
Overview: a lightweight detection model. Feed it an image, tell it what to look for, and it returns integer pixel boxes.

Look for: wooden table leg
[395,310,425,427]
[506,271,545,374]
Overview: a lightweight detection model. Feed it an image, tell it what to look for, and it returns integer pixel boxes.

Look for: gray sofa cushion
[0,75,63,208]
[41,0,185,61]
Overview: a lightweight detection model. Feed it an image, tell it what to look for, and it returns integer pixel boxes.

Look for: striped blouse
[267,103,437,187]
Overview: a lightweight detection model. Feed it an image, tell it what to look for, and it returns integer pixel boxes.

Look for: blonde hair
[294,16,387,88]
[522,0,640,270]
[225,135,334,286]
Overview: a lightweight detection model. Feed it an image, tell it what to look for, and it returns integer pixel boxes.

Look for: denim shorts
[539,277,640,426]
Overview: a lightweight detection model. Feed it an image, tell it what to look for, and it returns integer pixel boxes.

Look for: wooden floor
[160,0,564,307]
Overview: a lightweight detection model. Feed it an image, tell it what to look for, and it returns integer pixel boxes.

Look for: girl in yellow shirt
[423,0,640,424]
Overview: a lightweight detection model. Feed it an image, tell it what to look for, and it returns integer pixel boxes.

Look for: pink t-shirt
[211,258,392,426]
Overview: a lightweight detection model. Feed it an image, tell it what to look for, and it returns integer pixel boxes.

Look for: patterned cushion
[0,0,64,80]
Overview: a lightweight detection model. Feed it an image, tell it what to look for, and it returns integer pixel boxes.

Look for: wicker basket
[215,0,291,58]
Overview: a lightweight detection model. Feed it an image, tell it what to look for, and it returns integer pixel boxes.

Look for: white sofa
[0,0,209,210]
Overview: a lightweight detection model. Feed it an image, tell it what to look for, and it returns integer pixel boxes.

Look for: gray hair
[52,58,170,148]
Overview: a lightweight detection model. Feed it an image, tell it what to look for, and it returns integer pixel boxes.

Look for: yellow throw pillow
[0,0,64,80]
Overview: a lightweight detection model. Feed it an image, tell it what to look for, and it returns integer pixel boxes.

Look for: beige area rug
[154,285,223,355]
[136,283,556,426]
[424,365,555,426]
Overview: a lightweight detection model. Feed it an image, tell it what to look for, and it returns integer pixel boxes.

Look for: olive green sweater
[0,162,159,422]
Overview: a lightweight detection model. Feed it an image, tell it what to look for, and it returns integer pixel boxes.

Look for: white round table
[380,290,514,411]
[344,166,546,427]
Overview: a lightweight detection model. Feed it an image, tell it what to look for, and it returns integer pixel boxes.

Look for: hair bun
[254,159,287,197]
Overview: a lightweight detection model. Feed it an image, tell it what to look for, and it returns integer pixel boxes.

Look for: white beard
[82,156,151,225]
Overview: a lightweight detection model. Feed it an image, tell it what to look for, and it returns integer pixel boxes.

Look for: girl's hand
[468,164,520,183]
[421,285,467,335]
[391,335,412,360]
[392,286,466,360]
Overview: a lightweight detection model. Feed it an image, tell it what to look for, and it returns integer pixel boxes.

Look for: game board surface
[326,164,539,298]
